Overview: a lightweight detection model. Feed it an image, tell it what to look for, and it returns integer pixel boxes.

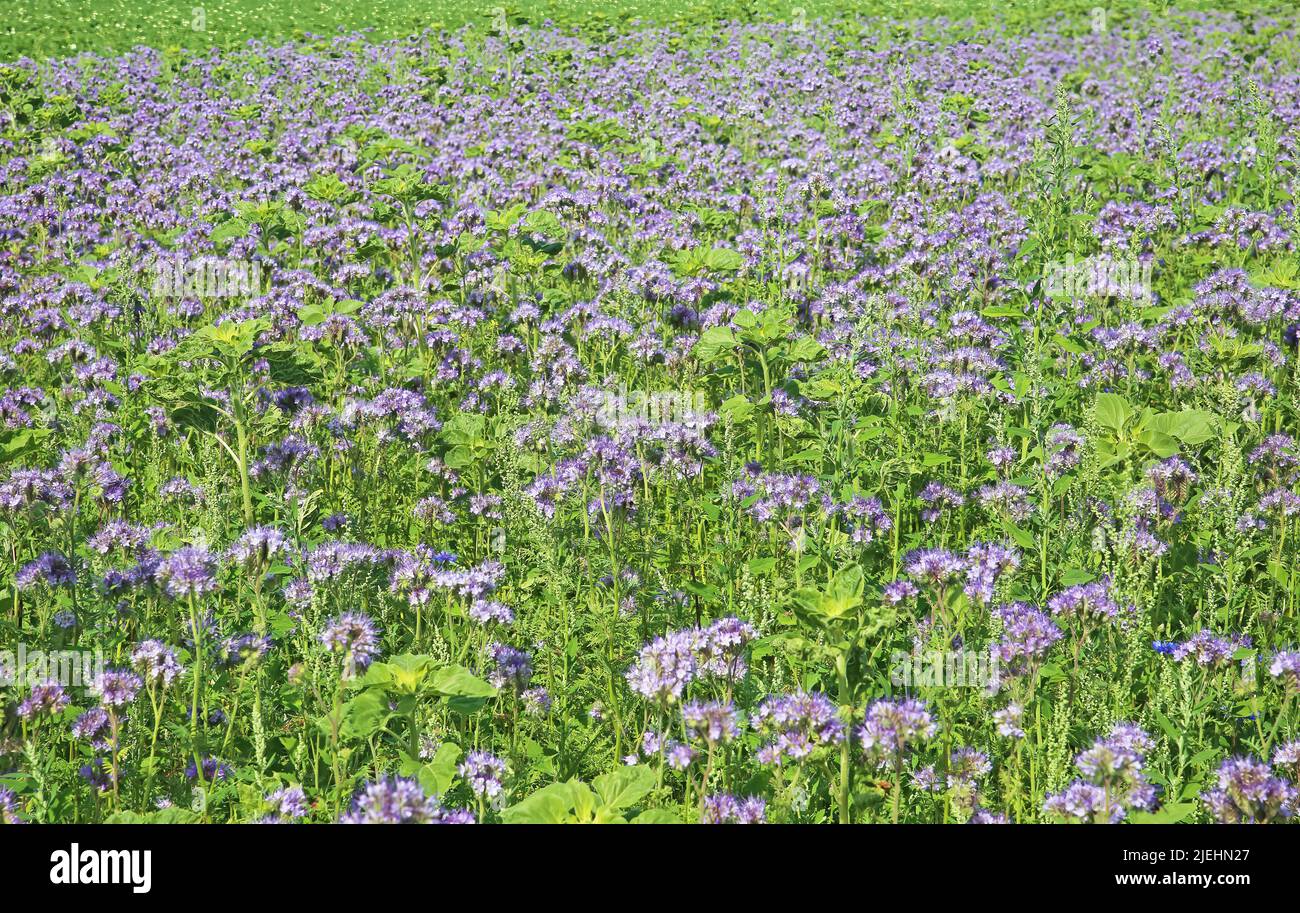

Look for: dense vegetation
[1,4,1299,824]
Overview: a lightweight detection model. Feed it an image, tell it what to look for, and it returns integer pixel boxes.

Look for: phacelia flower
[859,698,936,766]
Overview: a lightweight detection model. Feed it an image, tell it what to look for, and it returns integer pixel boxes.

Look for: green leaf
[695,326,737,363]
[443,445,476,470]
[1059,568,1095,586]
[1093,392,1132,433]
[719,395,754,423]
[359,653,435,695]
[793,565,864,626]
[1137,429,1180,458]
[429,665,497,700]
[442,413,487,446]
[632,807,681,824]
[1003,522,1035,549]
[1152,710,1180,744]
[1129,802,1197,824]
[340,689,390,740]
[105,808,200,824]
[304,172,358,205]
[701,247,743,272]
[592,765,654,812]
[824,565,864,613]
[786,335,824,362]
[1148,409,1219,447]
[1055,335,1085,355]
[500,783,577,824]
[209,218,251,246]
[681,580,719,601]
[417,742,462,797]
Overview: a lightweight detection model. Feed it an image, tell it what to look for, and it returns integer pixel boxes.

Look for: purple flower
[522,687,552,716]
[16,551,76,590]
[79,759,118,793]
[72,707,110,741]
[949,747,991,783]
[484,643,531,691]
[18,680,68,720]
[186,757,232,781]
[131,640,183,686]
[341,777,474,824]
[883,580,920,604]
[625,629,699,704]
[1202,757,1296,824]
[224,633,272,666]
[1172,630,1247,669]
[666,742,696,770]
[228,526,290,568]
[320,612,381,673]
[904,548,966,586]
[458,751,507,800]
[1043,782,1120,824]
[91,668,142,708]
[1273,741,1300,780]
[697,616,757,679]
[911,766,943,793]
[0,788,26,824]
[752,691,844,764]
[681,701,742,745]
[468,599,514,626]
[1269,651,1300,692]
[1046,577,1128,624]
[963,542,1020,605]
[701,794,766,823]
[1044,724,1157,822]
[157,546,219,599]
[918,482,965,522]
[266,786,309,820]
[859,698,935,765]
[994,704,1024,739]
[994,602,1062,671]
[976,481,1034,522]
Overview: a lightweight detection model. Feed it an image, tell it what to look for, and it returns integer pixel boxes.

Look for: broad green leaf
[695,326,737,363]
[632,807,682,824]
[340,689,390,740]
[500,782,578,824]
[430,665,497,700]
[701,246,743,272]
[1093,392,1132,433]
[719,395,754,423]
[1129,802,1197,824]
[592,765,654,811]
[1138,429,1180,458]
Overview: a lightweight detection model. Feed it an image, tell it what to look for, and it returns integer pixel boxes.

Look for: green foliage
[501,765,657,823]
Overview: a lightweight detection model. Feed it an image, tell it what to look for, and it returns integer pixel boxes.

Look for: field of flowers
[1,4,1299,826]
